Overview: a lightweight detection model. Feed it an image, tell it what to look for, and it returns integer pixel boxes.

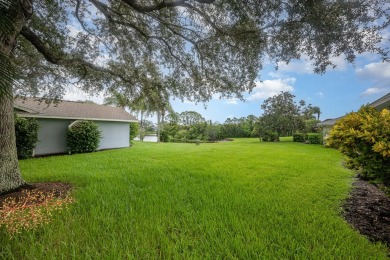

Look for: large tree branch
[20,26,136,85]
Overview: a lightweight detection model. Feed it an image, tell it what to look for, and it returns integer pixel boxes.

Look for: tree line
[130,91,322,143]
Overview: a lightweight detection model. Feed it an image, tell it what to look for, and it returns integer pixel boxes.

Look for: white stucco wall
[33,119,130,156]
[34,118,72,155]
[95,121,130,150]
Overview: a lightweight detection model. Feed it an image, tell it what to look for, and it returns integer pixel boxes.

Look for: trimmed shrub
[293,133,305,142]
[326,106,390,185]
[306,133,323,144]
[67,121,101,154]
[129,122,139,142]
[261,130,279,142]
[14,117,39,159]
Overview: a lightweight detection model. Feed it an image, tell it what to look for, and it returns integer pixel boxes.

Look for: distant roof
[317,116,344,127]
[318,92,390,127]
[370,92,390,111]
[14,98,138,123]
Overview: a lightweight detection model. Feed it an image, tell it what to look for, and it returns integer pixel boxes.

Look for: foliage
[304,119,321,133]
[142,120,156,133]
[9,1,388,103]
[7,139,388,258]
[221,115,258,138]
[179,111,205,126]
[261,130,279,142]
[66,121,101,154]
[14,116,39,159]
[204,124,222,142]
[259,92,305,137]
[293,133,306,143]
[0,190,74,236]
[306,133,323,144]
[326,106,390,185]
[129,122,139,142]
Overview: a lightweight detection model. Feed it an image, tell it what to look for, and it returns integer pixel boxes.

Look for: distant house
[14,98,138,156]
[318,92,390,139]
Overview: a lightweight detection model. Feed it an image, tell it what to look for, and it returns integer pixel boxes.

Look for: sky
[63,51,390,124]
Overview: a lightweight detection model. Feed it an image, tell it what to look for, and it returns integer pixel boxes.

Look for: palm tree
[311,106,321,120]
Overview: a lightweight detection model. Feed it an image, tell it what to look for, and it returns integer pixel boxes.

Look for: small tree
[67,121,101,154]
[14,117,39,159]
[326,106,390,185]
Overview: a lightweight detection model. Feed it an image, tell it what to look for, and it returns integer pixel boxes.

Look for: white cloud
[275,54,348,75]
[361,87,389,96]
[226,98,238,105]
[247,78,295,101]
[316,91,324,98]
[277,60,313,74]
[356,62,390,96]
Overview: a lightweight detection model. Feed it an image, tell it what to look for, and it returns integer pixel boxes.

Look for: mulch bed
[342,179,390,248]
[0,182,73,209]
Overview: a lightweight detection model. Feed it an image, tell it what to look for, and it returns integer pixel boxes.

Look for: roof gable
[14,98,138,123]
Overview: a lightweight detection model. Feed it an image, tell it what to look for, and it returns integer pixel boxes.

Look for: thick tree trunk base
[0,89,25,194]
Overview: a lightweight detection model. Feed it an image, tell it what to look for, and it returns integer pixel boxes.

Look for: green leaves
[15,117,39,159]
[327,106,390,185]
[67,121,101,154]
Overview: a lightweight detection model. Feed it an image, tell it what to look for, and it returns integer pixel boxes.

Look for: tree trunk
[0,0,33,194]
[157,111,161,143]
[140,111,144,142]
[0,86,25,193]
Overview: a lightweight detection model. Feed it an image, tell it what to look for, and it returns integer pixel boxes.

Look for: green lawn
[1,138,388,259]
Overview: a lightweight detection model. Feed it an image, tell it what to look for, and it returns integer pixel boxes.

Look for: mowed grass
[1,138,388,259]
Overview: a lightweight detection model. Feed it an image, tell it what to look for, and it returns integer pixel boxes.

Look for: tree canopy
[4,0,390,103]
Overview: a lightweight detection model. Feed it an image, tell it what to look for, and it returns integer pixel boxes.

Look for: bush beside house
[67,121,101,154]
[129,122,139,142]
[326,106,390,185]
[14,117,39,159]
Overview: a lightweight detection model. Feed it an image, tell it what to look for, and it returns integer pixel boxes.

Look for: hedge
[15,117,39,159]
[67,120,101,154]
[306,133,323,144]
[293,133,305,142]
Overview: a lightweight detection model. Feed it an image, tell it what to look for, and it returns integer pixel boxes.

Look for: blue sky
[166,53,390,123]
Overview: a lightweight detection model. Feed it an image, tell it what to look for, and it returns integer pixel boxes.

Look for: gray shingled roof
[370,92,390,111]
[317,117,344,127]
[14,98,138,122]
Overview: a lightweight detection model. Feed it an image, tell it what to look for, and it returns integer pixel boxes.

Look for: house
[318,92,390,139]
[14,98,138,156]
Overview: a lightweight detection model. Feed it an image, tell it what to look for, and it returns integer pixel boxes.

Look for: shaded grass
[1,138,388,259]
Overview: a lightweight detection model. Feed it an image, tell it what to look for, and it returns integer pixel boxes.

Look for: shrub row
[293,133,323,144]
